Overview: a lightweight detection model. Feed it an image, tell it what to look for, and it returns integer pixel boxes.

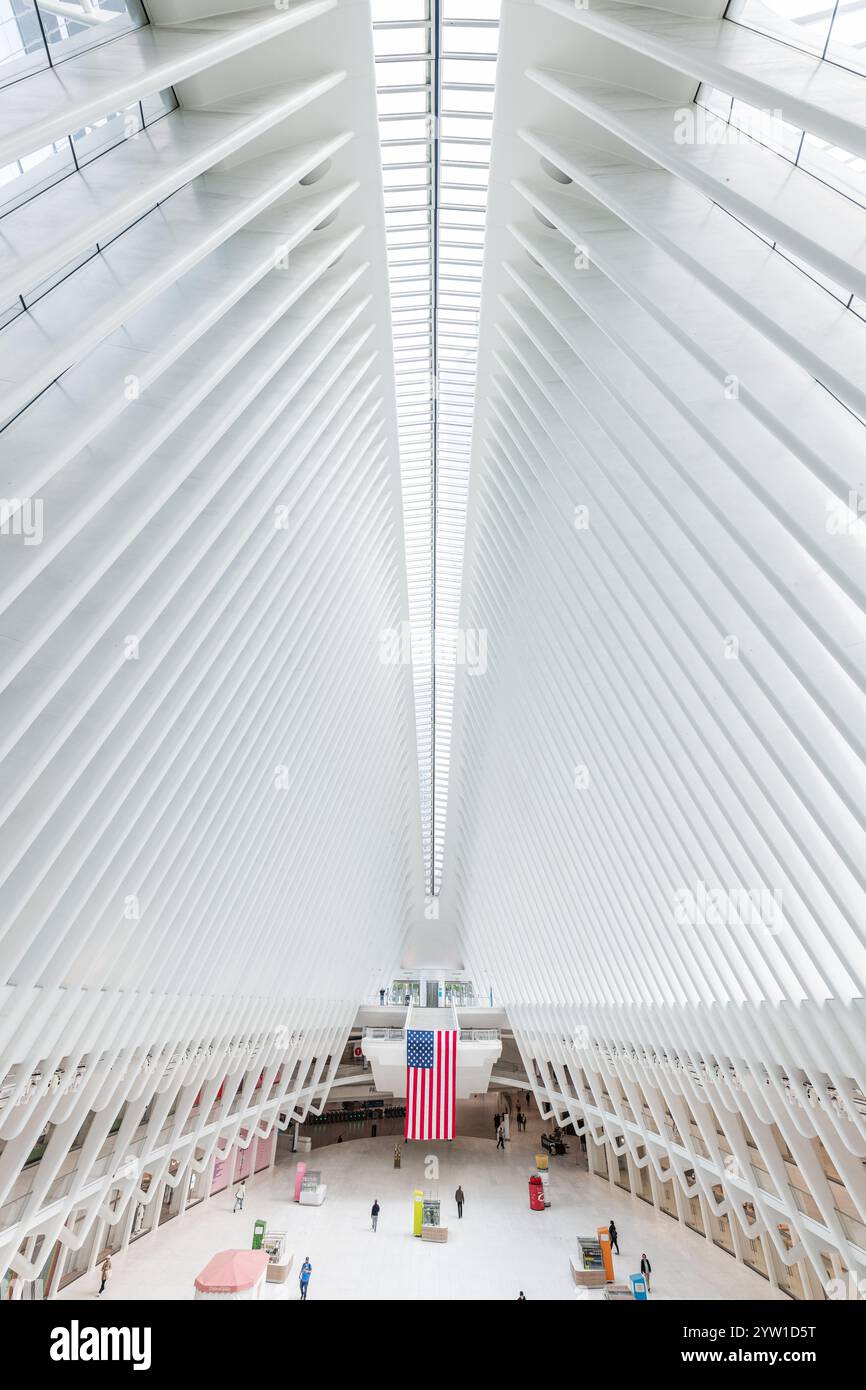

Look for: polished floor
[58,1099,787,1302]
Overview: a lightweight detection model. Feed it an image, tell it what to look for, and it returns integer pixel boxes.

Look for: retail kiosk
[298,1169,326,1206]
[420,1195,448,1242]
[571,1235,608,1288]
[262,1230,292,1284]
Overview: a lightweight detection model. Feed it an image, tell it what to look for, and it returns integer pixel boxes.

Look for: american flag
[405,1029,457,1140]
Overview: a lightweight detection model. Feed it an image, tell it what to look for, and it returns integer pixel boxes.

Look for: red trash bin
[528,1174,545,1211]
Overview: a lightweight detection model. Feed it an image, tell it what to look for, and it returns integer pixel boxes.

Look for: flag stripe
[442,1031,448,1139]
[450,1030,456,1138]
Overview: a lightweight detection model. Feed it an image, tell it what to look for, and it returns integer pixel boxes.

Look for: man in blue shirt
[299,1257,312,1300]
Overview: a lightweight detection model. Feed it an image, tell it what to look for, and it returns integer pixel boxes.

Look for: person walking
[455,1184,465,1219]
[608,1219,619,1254]
[640,1252,652,1293]
[371,1199,380,1232]
[379,988,385,1006]
[233,1179,246,1213]
[493,1111,501,1135]
[299,1257,312,1300]
[496,1122,505,1151]
[516,1109,525,1132]
[517,1290,526,1300]
[97,1256,112,1297]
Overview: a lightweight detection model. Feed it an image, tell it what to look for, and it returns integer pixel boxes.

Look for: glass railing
[371,984,485,1007]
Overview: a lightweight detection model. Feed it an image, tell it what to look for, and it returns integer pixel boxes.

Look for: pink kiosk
[194,1249,269,1301]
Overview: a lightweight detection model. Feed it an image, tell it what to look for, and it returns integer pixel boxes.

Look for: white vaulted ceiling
[0,0,424,1282]
[442,0,866,1290]
[1,0,866,1301]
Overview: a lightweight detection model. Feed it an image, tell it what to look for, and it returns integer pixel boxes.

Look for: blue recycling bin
[628,1272,648,1300]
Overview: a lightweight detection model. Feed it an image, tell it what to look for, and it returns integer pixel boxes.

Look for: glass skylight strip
[431,0,499,894]
[375,0,499,896]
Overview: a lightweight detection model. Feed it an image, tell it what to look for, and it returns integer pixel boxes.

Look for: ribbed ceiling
[0,0,865,1302]
[442,0,866,1289]
[0,0,423,1286]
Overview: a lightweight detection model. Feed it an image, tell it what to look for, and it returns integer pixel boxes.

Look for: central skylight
[373,0,500,895]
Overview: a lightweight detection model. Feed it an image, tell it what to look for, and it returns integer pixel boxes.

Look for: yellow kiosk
[413,1189,424,1237]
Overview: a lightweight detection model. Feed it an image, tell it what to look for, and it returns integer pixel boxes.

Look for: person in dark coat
[608,1219,620,1254]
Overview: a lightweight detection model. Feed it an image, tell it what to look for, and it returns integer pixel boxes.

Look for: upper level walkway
[354,1002,510,1033]
[360,1002,503,1098]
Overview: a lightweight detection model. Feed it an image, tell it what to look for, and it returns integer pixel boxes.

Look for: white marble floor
[59,1114,787,1302]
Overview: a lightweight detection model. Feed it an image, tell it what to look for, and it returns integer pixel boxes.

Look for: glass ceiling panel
[375,0,500,897]
[726,0,866,77]
[695,71,864,309]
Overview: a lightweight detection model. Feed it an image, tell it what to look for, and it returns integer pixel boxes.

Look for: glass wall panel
[0,0,50,86]
[38,0,147,67]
